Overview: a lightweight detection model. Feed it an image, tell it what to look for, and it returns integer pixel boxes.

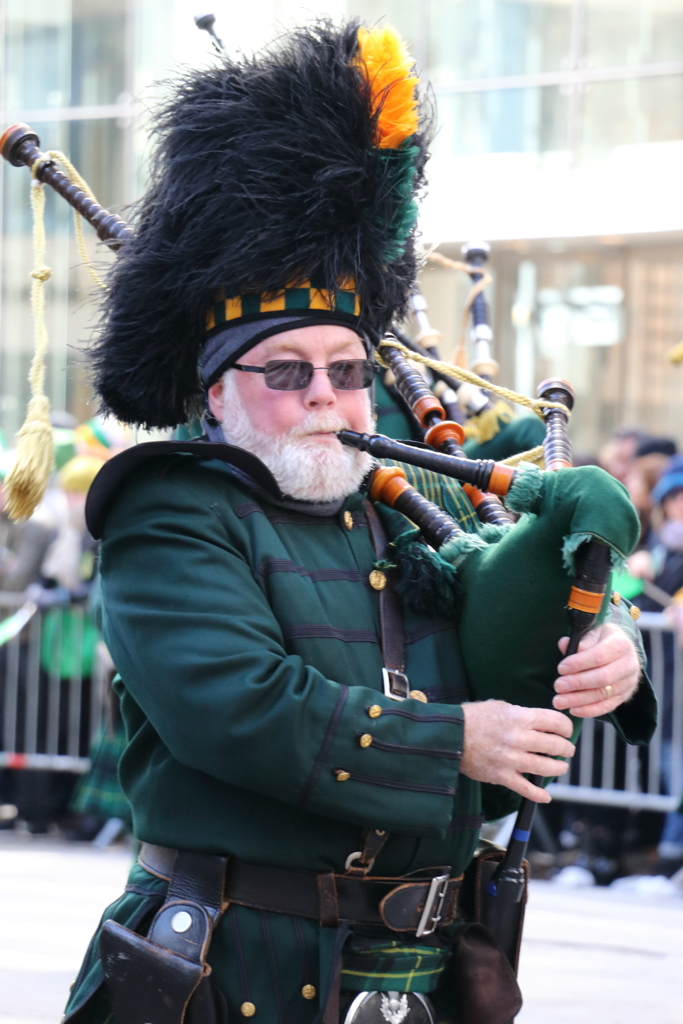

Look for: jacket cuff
[300,686,464,838]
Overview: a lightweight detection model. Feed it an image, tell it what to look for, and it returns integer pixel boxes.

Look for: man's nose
[302,367,336,409]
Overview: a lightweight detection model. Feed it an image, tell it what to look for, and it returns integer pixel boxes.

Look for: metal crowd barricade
[0,590,105,774]
[548,611,683,812]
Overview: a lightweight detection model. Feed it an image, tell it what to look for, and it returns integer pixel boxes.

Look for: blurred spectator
[42,456,103,594]
[599,426,650,484]
[1,454,105,834]
[66,639,132,843]
[629,455,683,873]
[50,410,78,471]
[75,416,129,461]
[624,437,678,545]
[629,455,683,602]
[636,437,677,460]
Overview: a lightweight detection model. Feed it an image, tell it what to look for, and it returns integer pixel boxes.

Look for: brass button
[335,769,351,781]
[630,605,641,620]
[369,569,387,591]
[409,690,428,703]
[359,733,373,748]
[368,704,382,719]
[302,985,316,1000]
[611,591,622,606]
[240,1003,256,1018]
[343,510,354,531]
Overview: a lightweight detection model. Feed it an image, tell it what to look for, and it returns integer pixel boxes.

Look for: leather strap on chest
[364,500,409,700]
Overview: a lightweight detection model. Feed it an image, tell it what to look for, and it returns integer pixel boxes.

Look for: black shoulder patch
[85,440,282,539]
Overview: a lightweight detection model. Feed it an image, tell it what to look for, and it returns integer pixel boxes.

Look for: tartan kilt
[70,723,132,827]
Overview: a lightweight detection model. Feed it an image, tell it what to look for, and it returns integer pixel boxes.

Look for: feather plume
[356,25,419,149]
[90,19,432,428]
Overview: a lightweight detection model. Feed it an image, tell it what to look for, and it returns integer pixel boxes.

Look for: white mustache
[288,413,350,441]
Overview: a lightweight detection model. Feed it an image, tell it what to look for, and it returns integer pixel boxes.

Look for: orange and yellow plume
[355,25,419,149]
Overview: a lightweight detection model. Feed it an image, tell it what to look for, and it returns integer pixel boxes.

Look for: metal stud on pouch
[171,910,192,933]
[342,991,436,1024]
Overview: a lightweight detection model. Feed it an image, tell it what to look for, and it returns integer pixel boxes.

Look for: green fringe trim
[477,523,512,545]
[438,531,489,569]
[562,531,627,576]
[504,463,544,514]
[376,529,488,618]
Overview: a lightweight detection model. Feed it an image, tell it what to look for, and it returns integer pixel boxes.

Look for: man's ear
[207,378,225,422]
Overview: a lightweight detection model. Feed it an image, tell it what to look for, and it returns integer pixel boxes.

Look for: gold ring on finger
[605,684,613,699]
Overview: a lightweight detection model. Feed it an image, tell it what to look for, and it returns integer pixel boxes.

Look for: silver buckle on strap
[415,873,450,937]
[382,667,410,701]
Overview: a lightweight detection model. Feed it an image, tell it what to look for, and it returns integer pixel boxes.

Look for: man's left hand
[552,622,641,717]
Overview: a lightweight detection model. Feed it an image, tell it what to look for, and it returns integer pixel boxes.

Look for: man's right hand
[460,700,575,803]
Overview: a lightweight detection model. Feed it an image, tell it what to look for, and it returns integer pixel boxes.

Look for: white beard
[218,370,375,502]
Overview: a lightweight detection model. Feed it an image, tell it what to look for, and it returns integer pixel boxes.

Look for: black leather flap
[101,919,206,1024]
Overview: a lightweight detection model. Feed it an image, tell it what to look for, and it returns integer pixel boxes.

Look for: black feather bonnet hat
[92,19,433,428]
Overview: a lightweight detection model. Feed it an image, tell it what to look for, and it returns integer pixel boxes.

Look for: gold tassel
[4,169,55,521]
[463,400,514,444]
[667,341,683,365]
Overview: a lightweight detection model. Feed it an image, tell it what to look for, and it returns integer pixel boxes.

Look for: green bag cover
[463,413,546,462]
[40,607,100,679]
[452,466,639,738]
[448,465,645,820]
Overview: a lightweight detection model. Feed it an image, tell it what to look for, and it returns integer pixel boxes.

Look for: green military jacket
[64,441,652,1023]
[99,449,483,866]
[65,443,487,1022]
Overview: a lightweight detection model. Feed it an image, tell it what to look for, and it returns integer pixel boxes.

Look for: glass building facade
[1,0,683,449]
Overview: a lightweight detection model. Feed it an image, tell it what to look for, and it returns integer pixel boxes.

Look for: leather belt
[139,843,462,936]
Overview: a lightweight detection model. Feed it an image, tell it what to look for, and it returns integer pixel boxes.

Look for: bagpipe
[360,343,637,962]
[335,245,639,953]
[1,124,132,250]
[395,244,547,460]
[2,122,639,738]
[2,120,642,967]
[356,325,637,730]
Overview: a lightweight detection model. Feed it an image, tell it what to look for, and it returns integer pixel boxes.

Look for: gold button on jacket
[369,569,387,591]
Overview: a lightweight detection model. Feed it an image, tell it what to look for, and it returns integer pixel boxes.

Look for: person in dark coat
[630,456,683,871]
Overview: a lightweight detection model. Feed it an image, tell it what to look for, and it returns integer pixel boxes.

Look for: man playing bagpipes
[53,20,655,1024]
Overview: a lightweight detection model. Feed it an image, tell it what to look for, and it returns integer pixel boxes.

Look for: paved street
[0,832,131,1024]
[1,831,682,1023]
[517,881,683,1024]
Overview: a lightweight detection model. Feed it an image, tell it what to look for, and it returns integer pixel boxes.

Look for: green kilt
[70,724,132,828]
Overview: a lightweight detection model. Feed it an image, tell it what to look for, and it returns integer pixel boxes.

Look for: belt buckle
[382,667,410,701]
[415,873,450,938]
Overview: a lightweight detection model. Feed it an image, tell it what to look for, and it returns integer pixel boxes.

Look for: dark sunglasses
[233,359,375,391]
